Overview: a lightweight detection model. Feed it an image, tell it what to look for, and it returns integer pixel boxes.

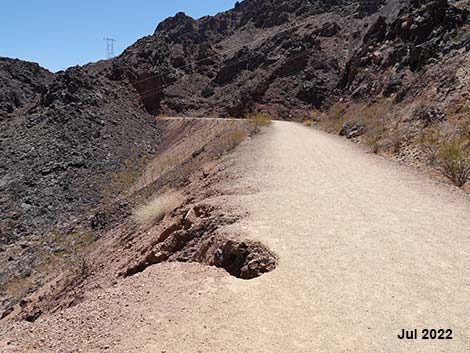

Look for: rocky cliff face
[0,62,161,244]
[338,0,469,97]
[111,0,355,117]
[1,0,468,240]
[0,0,469,321]
[0,58,54,114]
[110,0,468,119]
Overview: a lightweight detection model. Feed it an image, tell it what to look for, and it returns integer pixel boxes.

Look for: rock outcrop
[338,0,469,96]
[110,0,355,117]
[1,0,468,242]
[108,0,469,120]
[1,62,161,243]
[0,58,54,114]
[1,0,469,322]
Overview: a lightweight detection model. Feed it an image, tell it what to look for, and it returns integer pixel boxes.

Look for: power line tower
[104,38,116,59]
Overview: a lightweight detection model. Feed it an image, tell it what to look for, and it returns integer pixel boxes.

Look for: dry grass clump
[246,112,272,133]
[5,276,33,305]
[447,100,470,139]
[132,191,184,227]
[420,122,470,187]
[319,102,348,133]
[222,129,248,151]
[419,127,441,164]
[328,102,348,120]
[102,157,150,201]
[358,101,391,154]
[320,100,392,153]
[435,138,470,187]
[39,230,98,278]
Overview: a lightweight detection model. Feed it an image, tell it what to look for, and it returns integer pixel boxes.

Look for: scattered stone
[414,106,446,125]
[0,307,14,320]
[339,122,368,139]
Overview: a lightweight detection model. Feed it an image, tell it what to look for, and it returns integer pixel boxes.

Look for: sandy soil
[2,121,470,352]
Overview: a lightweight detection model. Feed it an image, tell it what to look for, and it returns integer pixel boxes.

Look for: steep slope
[0,57,54,114]
[1,63,161,244]
[109,0,468,120]
[110,0,357,117]
[1,0,469,323]
[3,121,470,352]
[338,0,469,99]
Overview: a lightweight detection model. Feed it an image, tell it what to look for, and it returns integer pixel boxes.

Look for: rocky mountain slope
[338,0,469,102]
[0,58,54,114]
[110,0,468,118]
[1,63,161,244]
[0,0,469,320]
[111,0,354,117]
[2,0,468,241]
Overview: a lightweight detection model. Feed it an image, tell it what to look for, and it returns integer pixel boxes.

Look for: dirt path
[2,121,470,352]
[215,121,470,352]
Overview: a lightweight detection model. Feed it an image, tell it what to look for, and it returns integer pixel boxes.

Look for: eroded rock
[339,122,368,139]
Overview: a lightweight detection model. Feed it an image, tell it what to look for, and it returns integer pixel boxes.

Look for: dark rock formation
[110,0,354,118]
[1,0,469,241]
[339,121,368,138]
[1,62,161,244]
[0,58,54,114]
[338,0,469,94]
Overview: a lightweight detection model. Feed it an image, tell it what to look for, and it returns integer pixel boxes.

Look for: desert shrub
[222,129,248,151]
[102,156,150,200]
[66,250,97,279]
[419,127,441,164]
[319,102,348,132]
[352,101,391,153]
[110,160,141,189]
[360,101,392,126]
[5,276,33,305]
[246,112,272,133]
[309,109,321,122]
[364,133,383,154]
[447,101,470,140]
[436,138,470,187]
[385,124,403,154]
[40,230,98,275]
[138,155,174,192]
[132,190,184,227]
[328,102,347,120]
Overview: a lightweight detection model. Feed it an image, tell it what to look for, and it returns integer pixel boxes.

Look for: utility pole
[104,38,116,59]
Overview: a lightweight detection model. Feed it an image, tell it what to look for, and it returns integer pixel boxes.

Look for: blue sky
[1,0,236,72]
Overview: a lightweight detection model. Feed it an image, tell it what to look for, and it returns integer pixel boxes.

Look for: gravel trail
[2,121,469,352]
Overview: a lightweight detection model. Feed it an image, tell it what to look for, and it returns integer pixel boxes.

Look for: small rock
[339,122,368,139]
[184,207,199,228]
[1,307,14,320]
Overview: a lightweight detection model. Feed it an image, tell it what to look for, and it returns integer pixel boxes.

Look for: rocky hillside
[0,62,161,244]
[110,0,354,117]
[0,0,469,323]
[339,0,469,98]
[109,0,468,119]
[0,58,54,114]
[2,0,468,242]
